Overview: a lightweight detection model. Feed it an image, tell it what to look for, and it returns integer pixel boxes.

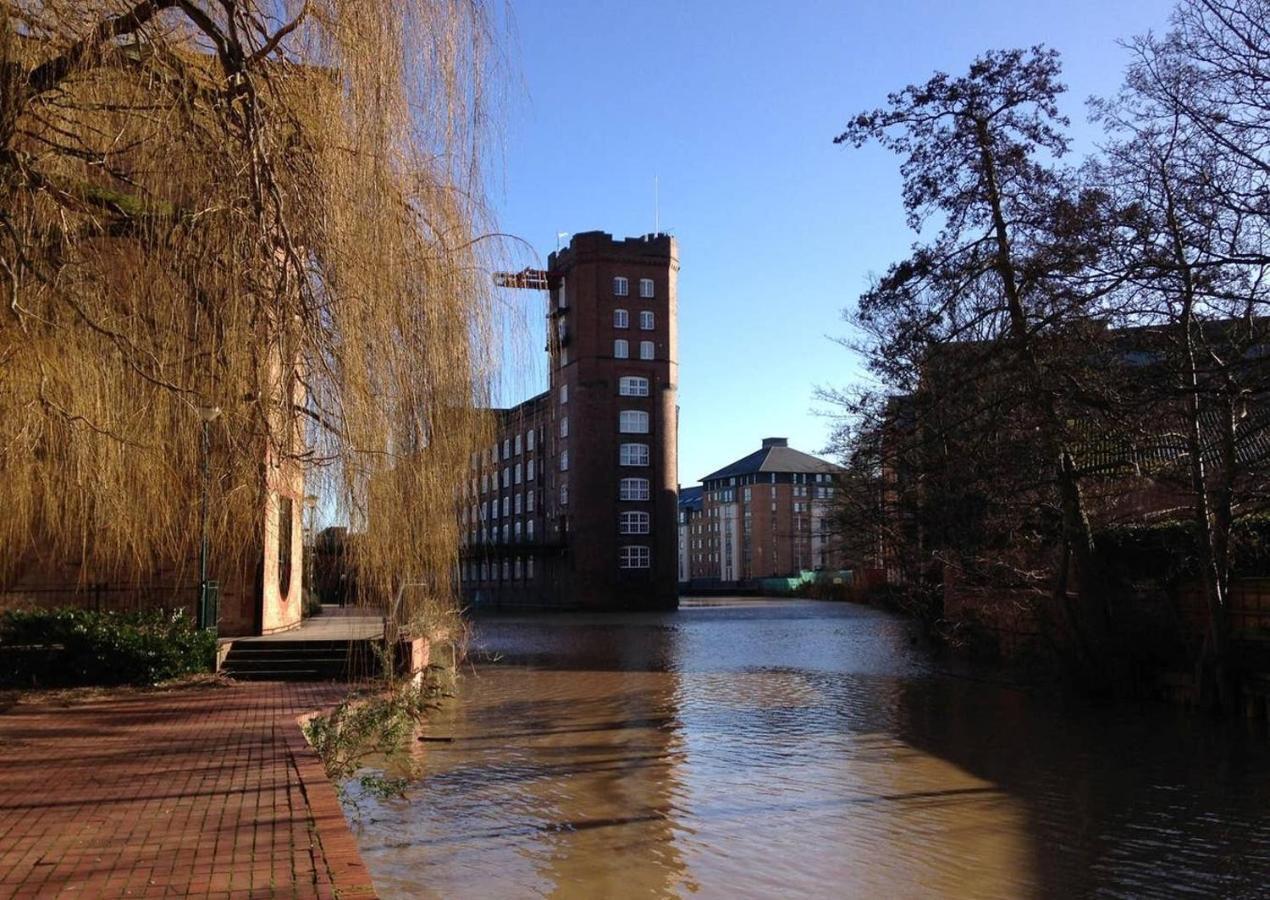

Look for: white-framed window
[502,467,510,488]
[559,384,569,406]
[514,521,522,542]
[527,459,535,481]
[614,308,629,329]
[639,278,654,298]
[527,429,535,451]
[640,340,654,360]
[527,518,535,540]
[613,276,629,296]
[560,416,569,438]
[515,433,522,455]
[620,545,651,569]
[559,449,569,471]
[619,410,649,433]
[514,493,522,514]
[620,511,651,535]
[514,463,522,484]
[619,376,649,397]
[640,310,654,330]
[502,496,509,516]
[620,477,650,501]
[527,490,535,512]
[620,443,650,466]
[503,439,510,460]
[501,523,509,543]
[614,339,629,359]
[491,499,499,520]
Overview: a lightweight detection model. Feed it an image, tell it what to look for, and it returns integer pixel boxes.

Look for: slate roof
[678,486,703,511]
[701,442,842,483]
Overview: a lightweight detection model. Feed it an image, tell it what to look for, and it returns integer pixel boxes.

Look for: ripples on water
[348,599,1270,899]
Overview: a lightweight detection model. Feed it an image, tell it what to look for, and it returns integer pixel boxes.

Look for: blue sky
[487,0,1176,486]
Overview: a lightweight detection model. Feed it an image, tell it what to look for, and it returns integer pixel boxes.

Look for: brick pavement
[0,681,377,898]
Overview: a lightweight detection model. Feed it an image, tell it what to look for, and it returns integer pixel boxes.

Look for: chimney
[761,437,788,449]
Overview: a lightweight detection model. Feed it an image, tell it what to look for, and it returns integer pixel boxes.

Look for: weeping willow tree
[0,1,500,634]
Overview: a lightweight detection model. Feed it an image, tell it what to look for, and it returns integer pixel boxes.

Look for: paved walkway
[0,681,376,898]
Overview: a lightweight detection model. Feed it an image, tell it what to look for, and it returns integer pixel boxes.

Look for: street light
[196,405,221,632]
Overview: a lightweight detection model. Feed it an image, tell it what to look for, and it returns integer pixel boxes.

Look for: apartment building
[681,438,844,586]
[460,232,680,610]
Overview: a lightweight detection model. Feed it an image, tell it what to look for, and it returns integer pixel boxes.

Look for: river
[346,598,1270,898]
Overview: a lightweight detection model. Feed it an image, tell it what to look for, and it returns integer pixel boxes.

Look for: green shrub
[0,607,216,687]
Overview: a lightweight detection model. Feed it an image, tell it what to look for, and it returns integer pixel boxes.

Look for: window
[560,449,569,471]
[560,416,569,438]
[620,443,650,466]
[613,276,629,296]
[514,493,522,514]
[619,376,650,397]
[614,308,629,329]
[560,480,569,505]
[640,310,654,330]
[514,463,522,484]
[527,459,535,481]
[514,557,522,578]
[514,521,522,542]
[527,557,535,578]
[620,545,651,569]
[614,339,629,359]
[620,477,650,501]
[515,433,522,455]
[620,511,651,535]
[527,519,535,540]
[502,467,510,488]
[501,524,508,543]
[527,490,535,512]
[502,496,509,516]
[481,472,488,493]
[557,278,568,309]
[640,340,654,360]
[639,278,654,298]
[503,439,510,460]
[620,410,649,433]
[559,383,568,404]
[502,558,509,579]
[527,429,535,451]
[490,500,498,520]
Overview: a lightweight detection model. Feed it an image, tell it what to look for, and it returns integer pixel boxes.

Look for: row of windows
[613,277,655,298]
[613,309,655,330]
[469,518,537,543]
[466,557,535,582]
[488,429,537,463]
[474,490,538,521]
[614,340,656,360]
[481,460,536,493]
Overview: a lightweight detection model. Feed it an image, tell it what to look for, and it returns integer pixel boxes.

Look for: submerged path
[0,681,374,898]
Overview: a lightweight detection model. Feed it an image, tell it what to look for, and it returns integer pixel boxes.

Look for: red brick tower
[545,232,679,610]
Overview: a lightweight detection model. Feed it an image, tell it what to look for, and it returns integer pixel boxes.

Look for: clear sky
[486,0,1176,486]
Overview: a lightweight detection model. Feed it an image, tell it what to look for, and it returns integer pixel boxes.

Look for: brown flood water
[347,599,1270,899]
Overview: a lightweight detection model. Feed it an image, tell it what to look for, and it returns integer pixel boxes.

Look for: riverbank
[0,679,376,897]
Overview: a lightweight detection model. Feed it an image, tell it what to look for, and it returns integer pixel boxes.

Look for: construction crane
[493,267,548,290]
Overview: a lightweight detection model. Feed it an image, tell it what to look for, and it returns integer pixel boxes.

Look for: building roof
[700,438,843,483]
[678,486,703,511]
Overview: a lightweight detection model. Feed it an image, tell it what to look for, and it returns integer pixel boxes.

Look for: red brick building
[681,438,845,587]
[461,232,679,610]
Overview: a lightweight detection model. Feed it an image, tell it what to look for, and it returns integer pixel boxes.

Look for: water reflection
[349,599,1270,898]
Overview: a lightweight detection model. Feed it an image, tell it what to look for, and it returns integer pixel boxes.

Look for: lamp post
[196,405,221,631]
